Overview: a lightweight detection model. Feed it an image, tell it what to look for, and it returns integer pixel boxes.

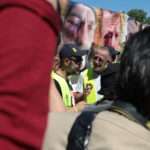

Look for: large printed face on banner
[62,3,96,50]
[101,10,121,49]
[60,2,141,53]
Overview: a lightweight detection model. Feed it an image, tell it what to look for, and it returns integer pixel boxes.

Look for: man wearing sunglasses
[51,44,87,110]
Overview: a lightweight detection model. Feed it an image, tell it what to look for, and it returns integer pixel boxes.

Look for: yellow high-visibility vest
[82,68,97,104]
[52,71,72,107]
[146,121,150,130]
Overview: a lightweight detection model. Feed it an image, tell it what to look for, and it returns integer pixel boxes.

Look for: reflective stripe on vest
[52,71,72,107]
[146,121,150,130]
[83,68,97,104]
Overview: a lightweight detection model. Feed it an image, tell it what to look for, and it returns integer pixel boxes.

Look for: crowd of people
[49,1,121,112]
[0,0,150,150]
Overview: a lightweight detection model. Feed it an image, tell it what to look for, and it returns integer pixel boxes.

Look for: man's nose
[95,59,100,65]
[77,22,89,46]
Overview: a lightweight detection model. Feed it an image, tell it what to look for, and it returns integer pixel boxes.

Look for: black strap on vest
[67,100,149,150]
[67,111,96,150]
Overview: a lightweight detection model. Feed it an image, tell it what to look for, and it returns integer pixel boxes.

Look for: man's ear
[64,58,71,66]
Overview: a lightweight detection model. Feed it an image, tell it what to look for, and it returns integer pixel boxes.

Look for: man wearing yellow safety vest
[52,44,87,109]
[82,46,115,104]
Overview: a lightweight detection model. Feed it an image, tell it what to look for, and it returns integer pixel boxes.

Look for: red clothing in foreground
[0,0,61,149]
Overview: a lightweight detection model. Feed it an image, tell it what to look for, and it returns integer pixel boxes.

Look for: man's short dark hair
[117,27,150,117]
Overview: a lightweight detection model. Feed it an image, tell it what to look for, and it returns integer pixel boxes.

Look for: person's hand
[75,101,87,111]
[73,92,84,103]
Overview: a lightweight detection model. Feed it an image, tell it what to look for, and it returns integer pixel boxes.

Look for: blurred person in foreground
[43,27,150,150]
[0,0,62,149]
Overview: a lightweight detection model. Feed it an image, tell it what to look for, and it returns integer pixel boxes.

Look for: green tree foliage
[127,9,147,23]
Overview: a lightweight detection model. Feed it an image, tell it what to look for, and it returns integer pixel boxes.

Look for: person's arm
[49,79,66,112]
[51,79,83,112]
